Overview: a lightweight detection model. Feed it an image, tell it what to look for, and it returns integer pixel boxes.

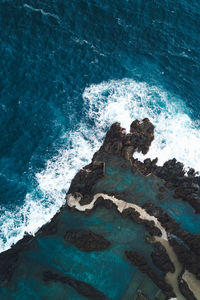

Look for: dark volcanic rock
[92,120,200,212]
[102,122,124,155]
[79,194,94,206]
[169,238,200,279]
[154,159,200,213]
[0,234,34,286]
[178,273,197,300]
[122,207,162,237]
[1,118,200,293]
[64,229,110,252]
[154,158,185,183]
[101,118,154,160]
[68,160,105,200]
[143,221,162,237]
[43,271,108,300]
[157,193,164,201]
[142,201,180,233]
[94,196,117,210]
[151,242,175,274]
[159,186,166,193]
[137,292,149,300]
[177,231,200,257]
[105,191,130,201]
[143,200,200,278]
[130,118,154,154]
[37,213,59,236]
[149,159,200,213]
[125,250,175,298]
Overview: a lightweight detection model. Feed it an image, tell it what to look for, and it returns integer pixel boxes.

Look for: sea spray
[1,79,200,252]
[83,79,200,171]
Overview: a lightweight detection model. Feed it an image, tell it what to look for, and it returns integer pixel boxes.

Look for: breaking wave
[83,79,200,171]
[1,78,200,252]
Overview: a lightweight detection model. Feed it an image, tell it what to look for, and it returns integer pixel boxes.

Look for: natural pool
[94,155,200,234]
[3,153,199,300]
[1,204,165,300]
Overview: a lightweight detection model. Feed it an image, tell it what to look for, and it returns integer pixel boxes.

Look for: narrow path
[182,271,200,299]
[67,193,199,300]
[156,237,184,300]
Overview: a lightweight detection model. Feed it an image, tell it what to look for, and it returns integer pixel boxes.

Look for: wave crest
[1,78,199,252]
[83,78,200,170]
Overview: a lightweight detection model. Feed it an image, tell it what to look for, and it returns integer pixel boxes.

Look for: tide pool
[94,154,200,234]
[1,205,165,299]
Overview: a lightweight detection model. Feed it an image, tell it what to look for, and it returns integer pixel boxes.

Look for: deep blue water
[0,0,200,252]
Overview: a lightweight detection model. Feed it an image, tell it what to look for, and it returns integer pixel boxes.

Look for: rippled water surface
[0,0,200,254]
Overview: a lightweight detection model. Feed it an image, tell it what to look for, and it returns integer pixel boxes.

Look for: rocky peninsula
[0,118,200,300]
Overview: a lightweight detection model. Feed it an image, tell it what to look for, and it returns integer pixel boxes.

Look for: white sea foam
[1,78,200,252]
[23,4,60,21]
[0,128,101,252]
[83,78,200,171]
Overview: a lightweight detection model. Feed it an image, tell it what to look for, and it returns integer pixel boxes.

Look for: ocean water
[0,0,200,254]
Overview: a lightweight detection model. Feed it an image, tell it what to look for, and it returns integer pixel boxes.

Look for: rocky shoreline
[0,118,200,300]
[94,119,200,213]
[66,118,200,299]
[66,191,200,299]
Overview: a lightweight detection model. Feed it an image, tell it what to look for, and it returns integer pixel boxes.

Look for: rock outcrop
[68,161,105,202]
[178,273,197,300]
[43,271,108,300]
[143,200,200,279]
[151,242,175,274]
[101,118,154,159]
[121,207,162,237]
[0,118,199,300]
[0,234,34,286]
[94,120,200,213]
[169,238,200,279]
[132,157,200,213]
[64,229,111,252]
[125,250,175,299]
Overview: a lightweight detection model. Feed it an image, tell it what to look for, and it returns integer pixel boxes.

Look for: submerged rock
[64,229,111,252]
[137,292,149,300]
[178,272,197,300]
[43,271,108,300]
[0,234,34,286]
[142,200,200,279]
[95,121,200,213]
[1,118,200,300]
[125,250,175,299]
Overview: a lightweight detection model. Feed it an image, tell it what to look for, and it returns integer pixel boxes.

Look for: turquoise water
[1,0,200,298]
[2,142,198,300]
[1,0,200,253]
[1,206,165,299]
[94,155,200,234]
